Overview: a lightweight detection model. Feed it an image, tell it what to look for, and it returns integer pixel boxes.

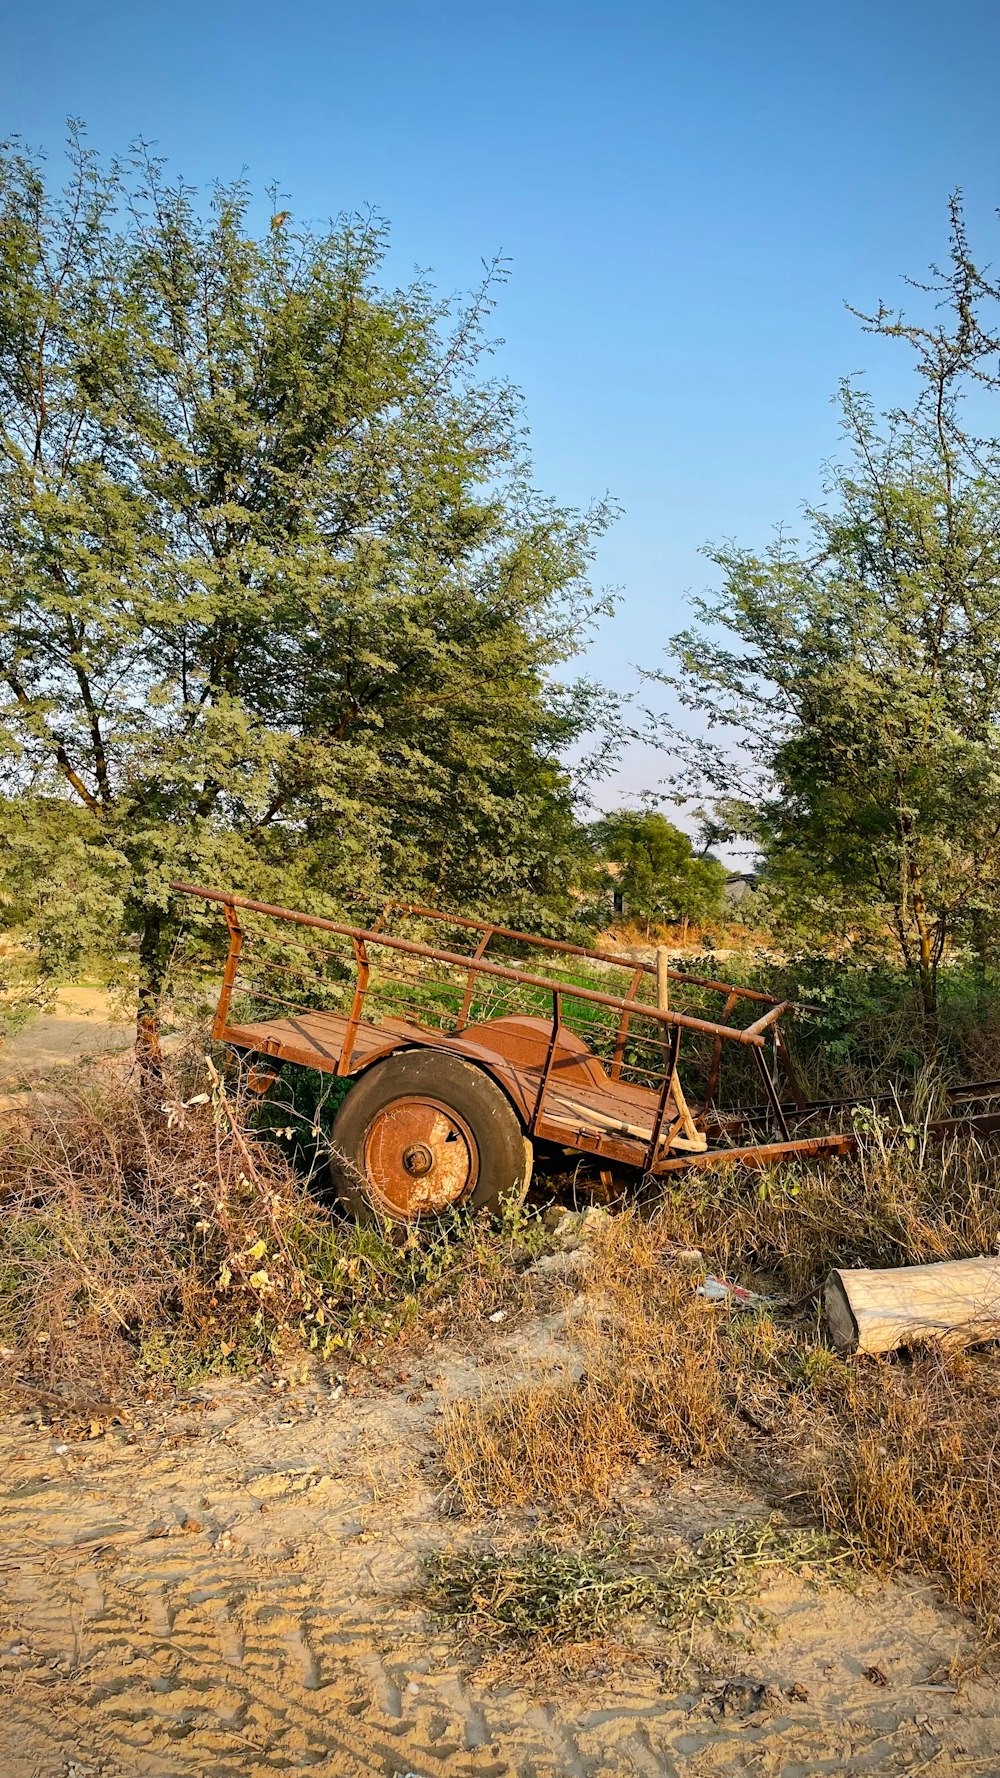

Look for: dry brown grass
[646,1118,1000,1295]
[442,1212,798,1515]
[0,1057,547,1412]
[443,1376,652,1515]
[0,1057,326,1405]
[442,1191,1000,1639]
[809,1346,1000,1637]
[602,916,768,953]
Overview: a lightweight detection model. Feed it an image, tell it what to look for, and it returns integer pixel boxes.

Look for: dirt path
[0,987,195,1112]
[0,986,134,1100]
[3,1306,1000,1778]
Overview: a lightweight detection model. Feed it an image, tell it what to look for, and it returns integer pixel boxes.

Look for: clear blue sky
[6,0,1000,808]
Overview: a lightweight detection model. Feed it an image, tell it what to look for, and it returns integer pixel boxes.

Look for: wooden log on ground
[824,1255,1000,1355]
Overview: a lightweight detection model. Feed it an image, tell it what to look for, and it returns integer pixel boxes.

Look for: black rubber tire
[328,1049,531,1225]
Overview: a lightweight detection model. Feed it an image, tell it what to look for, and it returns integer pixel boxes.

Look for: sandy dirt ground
[3,1291,1000,1778]
[0,987,134,1093]
[0,989,193,1111]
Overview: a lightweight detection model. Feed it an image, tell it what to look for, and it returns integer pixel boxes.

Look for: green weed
[421,1515,848,1649]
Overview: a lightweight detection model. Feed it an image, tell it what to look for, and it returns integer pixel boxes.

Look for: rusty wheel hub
[401,1142,434,1176]
[362,1096,479,1219]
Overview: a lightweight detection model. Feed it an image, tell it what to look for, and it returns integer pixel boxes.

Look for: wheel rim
[361,1096,480,1219]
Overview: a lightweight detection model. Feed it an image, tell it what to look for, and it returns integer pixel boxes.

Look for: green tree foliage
[659,201,1000,1021]
[0,130,614,1057]
[592,808,727,937]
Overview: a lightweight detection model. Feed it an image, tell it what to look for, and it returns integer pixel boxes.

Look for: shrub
[0,1056,545,1409]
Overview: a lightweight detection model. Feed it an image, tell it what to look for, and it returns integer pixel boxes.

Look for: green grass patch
[421,1516,848,1649]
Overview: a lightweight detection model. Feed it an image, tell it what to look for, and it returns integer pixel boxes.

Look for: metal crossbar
[174,883,772,1049]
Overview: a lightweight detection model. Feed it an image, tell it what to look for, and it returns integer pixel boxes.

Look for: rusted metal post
[610,965,645,1081]
[212,904,245,1039]
[655,944,672,1074]
[774,1024,807,1110]
[337,938,370,1076]
[656,945,703,1148]
[531,989,563,1131]
[753,1044,791,1140]
[743,1000,794,1037]
[656,946,670,1017]
[705,991,738,1105]
[454,926,495,1032]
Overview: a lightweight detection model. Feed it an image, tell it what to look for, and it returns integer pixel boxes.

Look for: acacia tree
[659,203,1000,1021]
[0,131,613,1061]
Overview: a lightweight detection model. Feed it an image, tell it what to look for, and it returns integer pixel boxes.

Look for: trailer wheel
[328,1050,531,1224]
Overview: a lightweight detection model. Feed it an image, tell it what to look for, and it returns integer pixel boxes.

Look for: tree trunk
[136,911,168,1080]
[918,961,938,1041]
[912,894,939,1039]
[971,907,990,1021]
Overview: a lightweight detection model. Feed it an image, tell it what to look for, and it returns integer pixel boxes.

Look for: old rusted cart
[173,884,1000,1223]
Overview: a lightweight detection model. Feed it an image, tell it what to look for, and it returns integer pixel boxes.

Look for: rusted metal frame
[610,965,647,1081]
[946,1079,1000,1103]
[664,1110,1000,1174]
[530,989,563,1132]
[645,1024,682,1172]
[337,939,370,1076]
[712,1090,898,1131]
[250,952,350,991]
[773,1024,807,1110]
[454,926,496,1032]
[752,1043,791,1141]
[171,884,768,1049]
[343,892,788,1008]
[247,949,469,1023]
[531,1117,650,1172]
[608,1062,675,1094]
[226,976,386,1031]
[927,1111,1000,1141]
[243,951,363,1003]
[560,1002,661,1055]
[704,991,739,1106]
[212,905,246,1039]
[246,1056,283,1092]
[713,1078,977,1134]
[230,979,317,1019]
[742,1000,794,1039]
[790,1080,1000,1118]
[656,1131,856,1173]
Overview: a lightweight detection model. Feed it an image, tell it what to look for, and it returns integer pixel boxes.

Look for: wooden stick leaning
[657,946,707,1152]
[543,1096,708,1153]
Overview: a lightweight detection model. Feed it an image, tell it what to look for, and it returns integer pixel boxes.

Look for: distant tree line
[590,808,728,938]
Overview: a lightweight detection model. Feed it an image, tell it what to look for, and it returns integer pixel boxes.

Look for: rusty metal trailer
[173,884,1000,1224]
